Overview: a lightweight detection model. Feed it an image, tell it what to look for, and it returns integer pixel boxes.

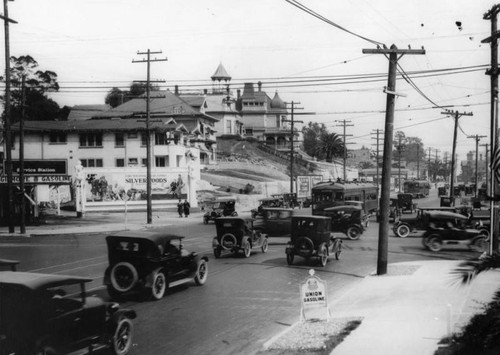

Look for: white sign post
[300,269,329,322]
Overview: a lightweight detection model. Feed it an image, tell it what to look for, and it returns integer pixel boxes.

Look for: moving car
[251,197,284,218]
[285,215,342,267]
[104,231,208,300]
[323,205,368,240]
[213,217,269,258]
[0,271,136,355]
[393,206,461,238]
[253,207,294,236]
[422,211,487,252]
[203,197,237,224]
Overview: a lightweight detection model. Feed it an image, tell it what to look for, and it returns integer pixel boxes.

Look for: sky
[2,0,499,164]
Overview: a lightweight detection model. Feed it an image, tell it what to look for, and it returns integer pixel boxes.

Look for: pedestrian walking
[177,199,184,218]
[183,200,191,218]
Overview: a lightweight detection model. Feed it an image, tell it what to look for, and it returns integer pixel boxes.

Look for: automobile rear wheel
[243,241,252,258]
[261,238,269,253]
[110,262,138,293]
[195,260,208,285]
[427,236,443,252]
[319,244,328,267]
[286,252,294,265]
[346,226,361,240]
[396,224,411,238]
[213,246,222,258]
[35,346,57,355]
[333,240,342,260]
[150,271,166,300]
[296,237,314,253]
[478,228,490,241]
[111,317,134,355]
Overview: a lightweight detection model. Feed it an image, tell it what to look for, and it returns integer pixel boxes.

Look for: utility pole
[428,147,432,181]
[395,132,406,192]
[19,75,26,234]
[441,110,473,205]
[480,143,490,192]
[1,1,17,233]
[362,44,425,275]
[371,129,383,195]
[335,120,354,182]
[434,148,440,163]
[416,146,420,179]
[283,102,303,194]
[132,50,167,224]
[483,4,500,254]
[468,135,487,197]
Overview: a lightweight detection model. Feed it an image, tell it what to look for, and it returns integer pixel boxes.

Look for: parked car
[422,211,487,252]
[323,205,368,240]
[0,271,136,355]
[104,231,208,300]
[203,197,237,224]
[398,193,417,214]
[253,207,294,236]
[285,215,342,267]
[251,197,284,218]
[213,217,269,258]
[376,196,401,224]
[0,258,19,271]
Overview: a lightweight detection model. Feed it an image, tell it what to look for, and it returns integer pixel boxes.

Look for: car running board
[169,278,193,288]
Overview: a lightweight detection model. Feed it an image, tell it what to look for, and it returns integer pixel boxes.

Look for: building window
[155,133,168,145]
[226,120,232,134]
[141,133,148,146]
[246,129,253,136]
[141,158,148,167]
[81,159,103,168]
[79,133,102,147]
[49,132,67,143]
[116,158,125,167]
[155,156,168,167]
[115,133,124,147]
[128,158,138,166]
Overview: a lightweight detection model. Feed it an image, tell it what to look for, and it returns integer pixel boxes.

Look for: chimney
[237,89,241,99]
[258,81,262,92]
[175,85,179,95]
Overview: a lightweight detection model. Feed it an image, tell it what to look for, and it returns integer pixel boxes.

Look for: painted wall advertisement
[296,175,323,198]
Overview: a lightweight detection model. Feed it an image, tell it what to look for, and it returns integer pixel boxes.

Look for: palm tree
[315,132,344,162]
[453,252,500,284]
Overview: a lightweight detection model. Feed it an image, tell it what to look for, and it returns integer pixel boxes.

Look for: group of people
[177,199,191,218]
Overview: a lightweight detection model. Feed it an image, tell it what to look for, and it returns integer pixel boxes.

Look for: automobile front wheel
[243,241,251,258]
[427,237,443,252]
[111,317,134,355]
[346,226,361,240]
[319,244,328,267]
[110,262,138,293]
[472,237,487,252]
[195,260,208,285]
[150,271,166,300]
[261,238,269,253]
[396,224,411,238]
[286,252,294,265]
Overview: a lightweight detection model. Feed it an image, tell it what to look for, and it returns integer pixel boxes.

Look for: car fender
[212,237,220,248]
[241,236,251,249]
[110,308,137,322]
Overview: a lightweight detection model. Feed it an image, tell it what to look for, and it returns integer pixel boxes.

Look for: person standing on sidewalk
[177,199,184,218]
[183,200,191,218]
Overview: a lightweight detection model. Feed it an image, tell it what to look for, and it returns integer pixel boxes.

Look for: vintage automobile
[250,197,284,218]
[104,231,208,300]
[0,258,19,271]
[393,205,477,238]
[0,271,136,355]
[323,205,368,240]
[398,193,417,214]
[213,217,269,258]
[422,211,487,252]
[285,215,342,267]
[253,207,294,236]
[438,186,447,196]
[376,196,401,224]
[203,197,238,224]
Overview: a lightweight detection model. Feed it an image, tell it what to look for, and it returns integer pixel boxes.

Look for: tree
[105,87,125,108]
[301,122,328,158]
[315,131,345,162]
[6,55,63,121]
[104,82,160,108]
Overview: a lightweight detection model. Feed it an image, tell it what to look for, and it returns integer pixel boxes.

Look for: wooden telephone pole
[335,120,354,181]
[441,110,473,204]
[467,135,487,197]
[132,50,167,224]
[283,102,303,194]
[362,44,425,275]
[371,129,384,195]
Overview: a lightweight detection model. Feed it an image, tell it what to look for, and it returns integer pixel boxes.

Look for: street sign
[300,269,329,321]
[0,175,71,184]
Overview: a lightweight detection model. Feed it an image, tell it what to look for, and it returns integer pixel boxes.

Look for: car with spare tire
[104,231,208,301]
[213,217,269,258]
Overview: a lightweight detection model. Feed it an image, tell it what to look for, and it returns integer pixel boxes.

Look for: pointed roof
[271,91,286,109]
[211,63,231,81]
